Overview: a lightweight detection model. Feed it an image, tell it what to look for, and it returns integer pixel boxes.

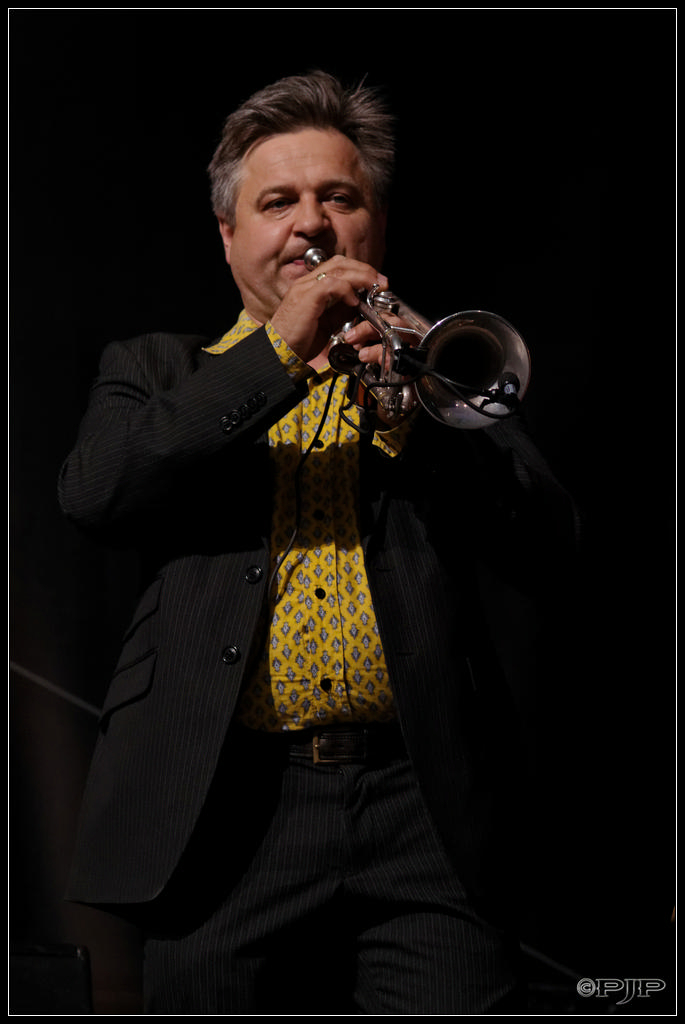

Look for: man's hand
[342,321,399,375]
[339,314,421,429]
[270,255,388,368]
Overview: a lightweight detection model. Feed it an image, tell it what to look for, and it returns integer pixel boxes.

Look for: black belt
[285,723,406,765]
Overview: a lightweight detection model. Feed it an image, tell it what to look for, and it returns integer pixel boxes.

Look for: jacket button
[222,645,241,665]
[244,565,263,584]
[220,410,242,434]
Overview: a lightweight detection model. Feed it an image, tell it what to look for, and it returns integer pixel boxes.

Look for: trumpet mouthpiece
[304,247,327,271]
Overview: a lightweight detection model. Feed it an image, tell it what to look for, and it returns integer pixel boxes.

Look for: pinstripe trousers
[141,727,520,1014]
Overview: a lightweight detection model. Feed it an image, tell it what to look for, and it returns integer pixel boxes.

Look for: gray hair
[208,70,395,225]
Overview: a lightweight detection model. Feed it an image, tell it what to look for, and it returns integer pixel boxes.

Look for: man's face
[218,128,387,325]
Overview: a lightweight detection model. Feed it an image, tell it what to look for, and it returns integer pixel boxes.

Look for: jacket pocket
[120,575,164,646]
[99,647,157,728]
[108,575,164,676]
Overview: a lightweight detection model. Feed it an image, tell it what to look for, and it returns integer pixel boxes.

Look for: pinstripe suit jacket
[59,327,577,917]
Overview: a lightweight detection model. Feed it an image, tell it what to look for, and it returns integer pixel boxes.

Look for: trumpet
[304,248,531,430]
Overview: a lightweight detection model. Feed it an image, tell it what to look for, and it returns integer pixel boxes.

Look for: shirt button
[321,677,332,692]
[315,587,326,600]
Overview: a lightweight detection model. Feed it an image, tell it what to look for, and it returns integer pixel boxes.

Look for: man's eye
[265,198,290,211]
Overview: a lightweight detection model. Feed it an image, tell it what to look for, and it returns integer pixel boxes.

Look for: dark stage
[10,10,675,1014]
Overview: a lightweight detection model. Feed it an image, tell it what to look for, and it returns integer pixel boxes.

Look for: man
[59,71,576,1013]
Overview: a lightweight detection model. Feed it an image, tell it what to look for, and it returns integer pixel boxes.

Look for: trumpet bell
[416,310,531,429]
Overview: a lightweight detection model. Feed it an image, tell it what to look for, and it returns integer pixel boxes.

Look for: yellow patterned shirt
[205,311,406,731]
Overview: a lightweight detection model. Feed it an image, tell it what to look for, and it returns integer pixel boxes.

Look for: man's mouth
[283,247,336,275]
[284,252,317,275]
[285,256,308,273]
[287,246,336,267]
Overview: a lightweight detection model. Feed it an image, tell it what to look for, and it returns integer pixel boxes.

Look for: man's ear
[217,218,233,264]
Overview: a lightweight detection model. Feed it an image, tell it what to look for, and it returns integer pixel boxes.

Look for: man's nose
[294,196,329,236]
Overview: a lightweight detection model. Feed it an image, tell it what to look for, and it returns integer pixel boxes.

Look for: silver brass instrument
[304,247,531,430]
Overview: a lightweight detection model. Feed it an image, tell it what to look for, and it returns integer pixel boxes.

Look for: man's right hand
[270,255,389,369]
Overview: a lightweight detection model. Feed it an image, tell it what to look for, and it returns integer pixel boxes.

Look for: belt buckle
[312,731,337,765]
[312,728,367,764]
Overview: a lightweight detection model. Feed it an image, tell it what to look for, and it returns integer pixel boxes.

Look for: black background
[10,9,675,1013]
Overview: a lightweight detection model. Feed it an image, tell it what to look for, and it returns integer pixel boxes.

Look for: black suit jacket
[59,327,577,919]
